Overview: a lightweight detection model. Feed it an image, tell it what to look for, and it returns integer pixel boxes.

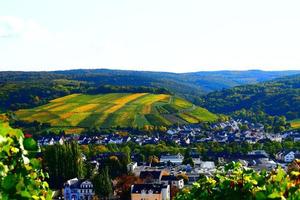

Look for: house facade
[64,178,94,200]
[131,184,170,200]
[276,151,296,163]
[161,175,184,189]
[127,162,138,173]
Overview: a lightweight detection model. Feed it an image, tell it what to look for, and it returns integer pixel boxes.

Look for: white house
[200,161,215,171]
[64,178,94,200]
[276,151,296,163]
[127,162,138,173]
[161,175,184,189]
[160,153,184,164]
[191,154,202,165]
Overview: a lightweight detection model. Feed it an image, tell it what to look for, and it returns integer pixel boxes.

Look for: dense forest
[199,74,300,120]
[53,69,300,92]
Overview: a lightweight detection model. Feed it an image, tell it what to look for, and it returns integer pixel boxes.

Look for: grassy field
[290,118,300,129]
[15,93,218,128]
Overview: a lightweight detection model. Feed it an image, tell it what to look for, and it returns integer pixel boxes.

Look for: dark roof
[92,152,125,160]
[131,184,166,194]
[191,154,201,158]
[139,171,162,180]
[161,175,182,181]
[206,152,268,160]
[64,179,93,189]
[295,154,300,159]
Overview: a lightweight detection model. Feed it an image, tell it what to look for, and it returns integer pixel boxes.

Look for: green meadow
[15,93,218,128]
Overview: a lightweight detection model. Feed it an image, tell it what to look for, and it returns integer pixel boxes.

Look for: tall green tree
[43,141,84,188]
[182,148,194,167]
[92,167,113,198]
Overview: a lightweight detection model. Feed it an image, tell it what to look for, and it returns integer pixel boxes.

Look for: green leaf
[20,190,32,198]
[30,158,41,169]
[23,138,38,151]
[275,168,285,182]
[1,174,16,191]
[268,192,282,199]
[255,191,266,200]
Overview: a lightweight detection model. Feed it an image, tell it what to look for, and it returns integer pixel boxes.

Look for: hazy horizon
[1,67,300,74]
[1,0,300,72]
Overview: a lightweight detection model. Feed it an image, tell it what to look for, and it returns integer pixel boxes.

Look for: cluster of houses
[61,147,300,200]
[62,148,300,200]
[47,119,300,200]
[37,120,300,148]
[62,163,184,200]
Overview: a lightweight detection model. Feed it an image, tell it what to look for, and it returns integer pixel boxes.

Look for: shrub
[0,121,52,199]
[176,161,300,200]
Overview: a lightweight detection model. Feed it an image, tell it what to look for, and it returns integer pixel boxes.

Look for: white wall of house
[284,152,295,163]
[162,185,170,200]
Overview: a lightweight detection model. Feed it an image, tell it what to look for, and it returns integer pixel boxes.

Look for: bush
[0,121,52,199]
[175,161,300,200]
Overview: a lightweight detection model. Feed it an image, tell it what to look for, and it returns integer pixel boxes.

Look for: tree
[171,185,180,199]
[120,145,131,164]
[115,175,143,200]
[148,155,159,166]
[106,155,128,178]
[0,121,52,199]
[182,148,194,167]
[43,141,84,188]
[92,167,112,199]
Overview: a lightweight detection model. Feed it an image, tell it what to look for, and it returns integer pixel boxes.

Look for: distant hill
[199,74,300,120]
[53,69,300,92]
[15,93,218,128]
[1,69,299,112]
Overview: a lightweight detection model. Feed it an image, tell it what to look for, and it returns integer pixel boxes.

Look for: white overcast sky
[1,0,300,72]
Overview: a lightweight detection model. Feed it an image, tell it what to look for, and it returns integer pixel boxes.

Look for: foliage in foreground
[0,119,52,199]
[176,161,300,200]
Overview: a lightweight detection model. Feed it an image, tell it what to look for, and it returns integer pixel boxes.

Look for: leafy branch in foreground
[0,118,52,199]
[176,161,300,200]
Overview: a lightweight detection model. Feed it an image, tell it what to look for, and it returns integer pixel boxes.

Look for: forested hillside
[53,69,300,92]
[1,69,299,113]
[199,74,300,120]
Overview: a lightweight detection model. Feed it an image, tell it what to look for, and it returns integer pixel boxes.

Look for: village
[37,119,300,147]
[37,119,300,200]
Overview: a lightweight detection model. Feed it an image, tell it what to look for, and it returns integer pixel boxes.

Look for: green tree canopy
[92,167,113,198]
[43,141,84,189]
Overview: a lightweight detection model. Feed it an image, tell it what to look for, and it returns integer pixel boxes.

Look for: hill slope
[2,69,299,113]
[15,93,218,128]
[199,74,300,120]
[53,69,300,92]
[290,118,300,129]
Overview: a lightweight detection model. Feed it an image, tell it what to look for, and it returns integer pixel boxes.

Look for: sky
[1,0,300,72]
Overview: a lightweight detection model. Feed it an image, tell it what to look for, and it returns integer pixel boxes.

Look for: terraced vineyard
[15,93,218,128]
[290,118,300,129]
